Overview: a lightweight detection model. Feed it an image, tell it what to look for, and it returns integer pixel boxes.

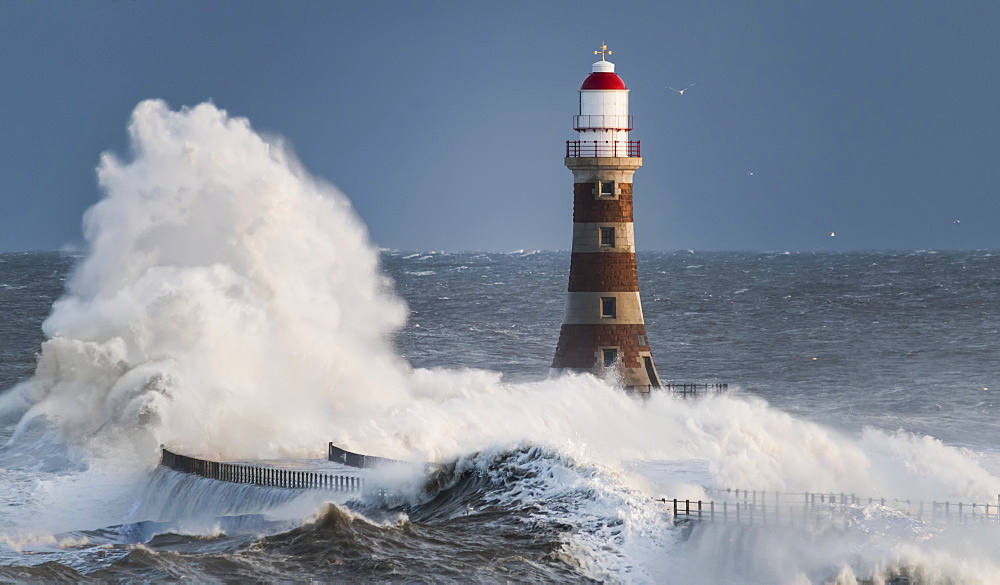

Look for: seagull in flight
[666,83,695,95]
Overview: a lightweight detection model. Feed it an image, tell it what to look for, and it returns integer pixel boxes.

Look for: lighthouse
[551,45,661,392]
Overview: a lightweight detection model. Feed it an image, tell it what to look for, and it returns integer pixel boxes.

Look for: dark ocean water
[1,250,999,583]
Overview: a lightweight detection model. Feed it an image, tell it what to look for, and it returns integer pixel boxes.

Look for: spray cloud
[2,100,410,460]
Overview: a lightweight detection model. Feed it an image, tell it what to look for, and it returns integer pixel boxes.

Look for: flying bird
[829,232,836,237]
[666,83,695,95]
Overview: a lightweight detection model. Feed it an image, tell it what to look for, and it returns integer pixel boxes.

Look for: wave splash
[0,99,410,462]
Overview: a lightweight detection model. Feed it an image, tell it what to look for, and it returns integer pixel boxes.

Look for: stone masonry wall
[551,323,650,369]
[567,253,639,292]
[573,183,634,223]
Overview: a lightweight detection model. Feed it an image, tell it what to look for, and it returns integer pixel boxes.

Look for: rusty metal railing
[566,140,640,157]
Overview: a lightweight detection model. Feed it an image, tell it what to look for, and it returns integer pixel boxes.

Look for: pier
[163,447,999,531]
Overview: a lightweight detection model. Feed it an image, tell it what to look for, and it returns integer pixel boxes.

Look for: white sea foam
[1,100,999,582]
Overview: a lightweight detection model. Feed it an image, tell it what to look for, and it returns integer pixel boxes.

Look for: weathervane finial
[594,43,612,61]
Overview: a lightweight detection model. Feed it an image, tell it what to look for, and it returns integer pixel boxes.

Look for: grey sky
[1,1,997,252]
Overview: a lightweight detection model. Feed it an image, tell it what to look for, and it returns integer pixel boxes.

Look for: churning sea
[1,249,998,583]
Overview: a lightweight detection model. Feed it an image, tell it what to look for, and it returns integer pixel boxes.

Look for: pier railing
[663,383,728,396]
[328,442,406,468]
[662,488,1000,527]
[629,383,729,397]
[160,448,366,492]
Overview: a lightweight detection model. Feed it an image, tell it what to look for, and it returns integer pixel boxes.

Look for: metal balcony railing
[566,140,641,157]
[573,114,633,130]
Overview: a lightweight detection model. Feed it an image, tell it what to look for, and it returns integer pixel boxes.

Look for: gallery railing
[566,140,640,157]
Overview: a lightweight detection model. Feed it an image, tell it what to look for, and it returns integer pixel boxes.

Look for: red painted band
[551,323,650,369]
[573,183,634,223]
[567,253,639,292]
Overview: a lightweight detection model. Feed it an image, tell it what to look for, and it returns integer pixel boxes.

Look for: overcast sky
[1,1,997,252]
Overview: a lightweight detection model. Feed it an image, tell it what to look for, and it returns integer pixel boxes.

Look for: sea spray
[0,100,411,462]
[336,372,1000,505]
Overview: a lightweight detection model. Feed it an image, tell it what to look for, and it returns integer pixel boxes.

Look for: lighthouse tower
[551,46,661,392]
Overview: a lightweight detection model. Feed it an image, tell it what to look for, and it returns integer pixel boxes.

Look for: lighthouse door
[643,356,660,388]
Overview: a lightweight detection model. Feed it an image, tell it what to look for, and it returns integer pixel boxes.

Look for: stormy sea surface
[2,101,1000,584]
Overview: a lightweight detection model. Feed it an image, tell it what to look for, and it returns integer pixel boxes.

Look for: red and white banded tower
[551,45,661,392]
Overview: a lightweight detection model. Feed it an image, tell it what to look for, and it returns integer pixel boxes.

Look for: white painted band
[572,222,635,253]
[561,291,646,325]
[564,158,641,184]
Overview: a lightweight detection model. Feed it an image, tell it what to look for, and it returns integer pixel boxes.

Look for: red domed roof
[581,72,627,90]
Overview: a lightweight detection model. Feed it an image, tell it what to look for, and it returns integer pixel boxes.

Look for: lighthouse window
[600,227,616,247]
[603,348,619,368]
[598,181,616,198]
[601,296,616,318]
[637,335,647,347]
